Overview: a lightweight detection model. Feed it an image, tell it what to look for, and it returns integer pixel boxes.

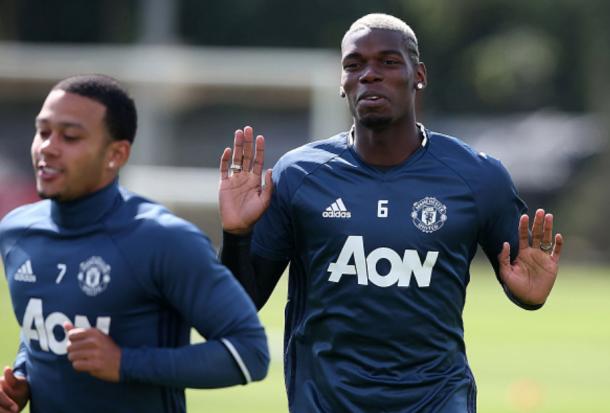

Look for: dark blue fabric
[1,180,269,413]
[252,128,527,412]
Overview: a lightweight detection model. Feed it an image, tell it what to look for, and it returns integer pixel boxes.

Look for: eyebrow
[342,49,405,61]
[35,118,88,131]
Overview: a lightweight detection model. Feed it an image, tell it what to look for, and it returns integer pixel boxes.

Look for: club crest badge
[77,256,111,297]
[411,197,447,233]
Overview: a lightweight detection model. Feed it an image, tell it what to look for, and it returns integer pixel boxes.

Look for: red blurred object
[0,174,39,220]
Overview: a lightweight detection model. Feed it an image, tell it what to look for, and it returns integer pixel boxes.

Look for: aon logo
[327,236,439,288]
[22,298,111,355]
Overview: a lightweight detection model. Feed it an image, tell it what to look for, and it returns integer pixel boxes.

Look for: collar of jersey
[346,123,429,177]
[50,178,121,229]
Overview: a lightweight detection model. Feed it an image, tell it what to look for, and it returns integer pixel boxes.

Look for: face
[340,28,426,129]
[32,90,115,202]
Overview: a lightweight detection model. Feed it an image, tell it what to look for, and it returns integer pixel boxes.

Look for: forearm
[219,230,287,310]
[120,331,268,388]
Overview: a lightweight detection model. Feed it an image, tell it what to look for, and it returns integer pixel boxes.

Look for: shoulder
[116,187,207,243]
[426,129,513,186]
[0,200,50,256]
[0,200,50,234]
[273,132,349,177]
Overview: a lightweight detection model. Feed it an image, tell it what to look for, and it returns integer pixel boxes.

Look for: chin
[359,116,393,129]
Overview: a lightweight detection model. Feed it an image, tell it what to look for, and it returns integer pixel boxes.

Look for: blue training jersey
[0,180,269,413]
[251,127,527,413]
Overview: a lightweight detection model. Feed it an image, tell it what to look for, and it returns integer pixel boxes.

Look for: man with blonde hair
[219,13,562,412]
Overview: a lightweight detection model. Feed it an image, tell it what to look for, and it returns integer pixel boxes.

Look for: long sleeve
[219,230,288,310]
[13,335,28,378]
[118,225,270,388]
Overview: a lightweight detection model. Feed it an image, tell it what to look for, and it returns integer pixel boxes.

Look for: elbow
[249,339,270,383]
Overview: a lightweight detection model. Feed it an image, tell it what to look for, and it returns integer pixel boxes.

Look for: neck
[352,120,422,166]
[50,179,120,229]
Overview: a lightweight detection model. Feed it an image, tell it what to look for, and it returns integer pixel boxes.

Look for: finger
[552,233,563,262]
[0,392,18,413]
[251,135,266,177]
[1,368,19,413]
[518,214,530,251]
[530,209,545,248]
[232,129,244,167]
[496,242,511,283]
[242,126,255,172]
[70,358,95,373]
[63,321,75,332]
[540,213,554,253]
[220,148,232,180]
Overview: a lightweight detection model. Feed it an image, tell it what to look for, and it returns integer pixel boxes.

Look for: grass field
[1,262,609,412]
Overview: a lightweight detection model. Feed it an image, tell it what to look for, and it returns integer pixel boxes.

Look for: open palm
[219,127,274,234]
[498,209,563,306]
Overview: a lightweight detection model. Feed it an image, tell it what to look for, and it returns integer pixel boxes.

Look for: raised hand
[498,209,563,306]
[219,126,274,234]
[0,366,29,413]
[64,322,121,382]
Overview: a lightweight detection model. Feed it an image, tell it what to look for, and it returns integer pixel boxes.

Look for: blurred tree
[7,0,137,43]
[0,0,608,256]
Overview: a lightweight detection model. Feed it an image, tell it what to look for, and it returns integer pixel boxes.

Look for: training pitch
[1,262,609,413]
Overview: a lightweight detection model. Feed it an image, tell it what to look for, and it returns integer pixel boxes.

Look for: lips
[37,163,62,179]
[358,92,388,107]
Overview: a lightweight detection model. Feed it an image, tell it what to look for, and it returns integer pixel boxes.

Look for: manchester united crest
[77,256,111,296]
[411,197,447,233]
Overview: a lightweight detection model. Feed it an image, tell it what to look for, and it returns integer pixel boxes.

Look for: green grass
[2,263,609,412]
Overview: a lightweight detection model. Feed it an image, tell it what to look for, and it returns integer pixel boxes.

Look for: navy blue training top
[251,127,528,413]
[0,180,269,413]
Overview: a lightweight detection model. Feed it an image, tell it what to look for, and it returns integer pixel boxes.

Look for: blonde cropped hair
[342,13,420,65]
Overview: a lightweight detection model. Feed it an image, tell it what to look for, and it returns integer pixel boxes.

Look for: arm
[219,230,288,310]
[63,229,270,388]
[497,209,563,308]
[119,230,270,389]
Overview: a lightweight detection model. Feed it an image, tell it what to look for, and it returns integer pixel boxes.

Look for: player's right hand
[219,126,274,234]
[0,366,30,413]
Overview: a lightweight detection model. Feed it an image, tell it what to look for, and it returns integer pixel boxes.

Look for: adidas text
[323,198,351,219]
[322,211,352,218]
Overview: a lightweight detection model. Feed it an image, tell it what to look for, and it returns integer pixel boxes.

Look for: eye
[343,62,360,70]
[63,134,79,142]
[36,128,51,139]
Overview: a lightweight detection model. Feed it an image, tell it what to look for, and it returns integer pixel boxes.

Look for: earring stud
[417,83,424,90]
[109,162,115,168]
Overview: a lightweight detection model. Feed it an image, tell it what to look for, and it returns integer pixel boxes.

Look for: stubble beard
[359,115,393,129]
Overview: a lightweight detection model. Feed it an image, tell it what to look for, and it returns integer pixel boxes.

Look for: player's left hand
[64,322,121,382]
[498,209,563,307]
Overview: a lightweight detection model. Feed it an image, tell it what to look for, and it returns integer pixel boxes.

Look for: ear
[415,62,427,90]
[105,140,131,171]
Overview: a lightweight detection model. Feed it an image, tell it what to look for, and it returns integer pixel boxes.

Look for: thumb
[63,321,76,332]
[497,242,511,282]
[3,366,17,387]
[263,169,274,193]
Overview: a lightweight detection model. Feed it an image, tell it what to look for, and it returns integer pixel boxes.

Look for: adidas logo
[14,260,36,282]
[322,198,352,219]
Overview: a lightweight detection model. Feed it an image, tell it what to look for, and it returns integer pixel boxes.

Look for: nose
[37,133,60,156]
[359,64,383,83]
